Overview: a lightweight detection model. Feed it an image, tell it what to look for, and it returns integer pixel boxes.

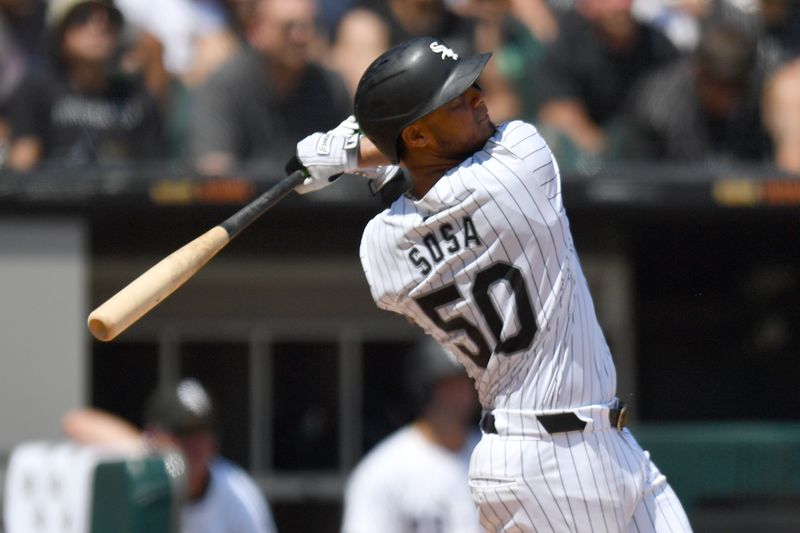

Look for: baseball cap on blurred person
[144,378,217,436]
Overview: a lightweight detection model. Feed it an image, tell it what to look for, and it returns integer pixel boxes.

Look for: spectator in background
[0,12,25,163]
[1,0,47,150]
[113,0,243,158]
[448,0,558,43]
[1,0,40,158]
[224,0,259,37]
[623,22,771,164]
[754,0,800,71]
[451,0,556,122]
[115,0,240,89]
[632,1,800,72]
[3,0,164,172]
[762,58,800,174]
[659,1,800,64]
[330,0,478,97]
[631,0,754,53]
[190,0,350,176]
[63,378,277,533]
[341,340,481,533]
[0,0,47,71]
[535,0,679,172]
[330,0,531,123]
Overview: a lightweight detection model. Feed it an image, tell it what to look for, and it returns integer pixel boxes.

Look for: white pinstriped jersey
[359,121,616,413]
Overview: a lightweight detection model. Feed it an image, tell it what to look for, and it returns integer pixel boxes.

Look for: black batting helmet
[354,36,491,163]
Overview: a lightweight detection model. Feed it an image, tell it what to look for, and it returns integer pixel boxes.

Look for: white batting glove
[329,114,360,136]
[294,116,361,194]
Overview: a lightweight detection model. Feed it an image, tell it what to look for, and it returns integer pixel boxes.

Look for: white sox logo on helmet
[429,41,458,61]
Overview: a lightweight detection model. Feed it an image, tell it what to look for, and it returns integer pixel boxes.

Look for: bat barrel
[86,170,308,342]
[87,226,231,341]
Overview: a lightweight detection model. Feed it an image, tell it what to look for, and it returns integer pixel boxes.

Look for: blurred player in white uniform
[295,37,691,532]
[342,340,481,533]
[64,378,277,533]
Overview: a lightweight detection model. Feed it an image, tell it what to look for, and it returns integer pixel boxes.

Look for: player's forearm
[358,136,390,168]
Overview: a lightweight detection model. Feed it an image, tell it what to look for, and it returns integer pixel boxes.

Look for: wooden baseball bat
[87,169,307,342]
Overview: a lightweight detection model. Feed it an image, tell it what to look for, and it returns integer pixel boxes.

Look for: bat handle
[220,169,307,239]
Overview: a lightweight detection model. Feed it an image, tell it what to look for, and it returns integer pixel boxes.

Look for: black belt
[480,405,628,435]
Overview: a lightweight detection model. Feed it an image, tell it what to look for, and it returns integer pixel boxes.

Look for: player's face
[418,85,495,161]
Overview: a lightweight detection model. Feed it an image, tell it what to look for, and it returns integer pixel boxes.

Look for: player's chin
[474,121,496,150]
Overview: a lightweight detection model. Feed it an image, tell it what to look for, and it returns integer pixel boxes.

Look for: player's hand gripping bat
[87,163,308,342]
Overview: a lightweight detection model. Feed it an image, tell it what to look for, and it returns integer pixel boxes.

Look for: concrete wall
[0,218,87,454]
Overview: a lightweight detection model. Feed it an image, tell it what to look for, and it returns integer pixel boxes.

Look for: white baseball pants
[468,411,692,532]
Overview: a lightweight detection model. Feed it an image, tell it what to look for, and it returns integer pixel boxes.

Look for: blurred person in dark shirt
[754,0,800,71]
[4,0,164,172]
[623,21,771,165]
[535,0,679,171]
[0,0,46,162]
[190,0,350,176]
[0,13,24,161]
[0,0,47,71]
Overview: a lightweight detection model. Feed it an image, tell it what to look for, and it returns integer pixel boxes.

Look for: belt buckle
[616,404,629,431]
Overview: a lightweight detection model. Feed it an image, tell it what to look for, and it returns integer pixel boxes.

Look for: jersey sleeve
[360,219,386,308]
[359,205,436,322]
[492,121,563,213]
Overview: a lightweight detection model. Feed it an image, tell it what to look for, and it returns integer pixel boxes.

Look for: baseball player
[63,379,277,533]
[341,339,481,533]
[295,37,692,532]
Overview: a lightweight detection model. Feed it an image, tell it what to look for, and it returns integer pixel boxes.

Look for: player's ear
[401,124,429,150]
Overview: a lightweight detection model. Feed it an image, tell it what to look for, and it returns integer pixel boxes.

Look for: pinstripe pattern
[467,429,692,532]
[360,121,614,412]
[358,121,690,532]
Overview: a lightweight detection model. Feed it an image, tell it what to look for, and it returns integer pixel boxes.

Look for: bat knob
[284,156,308,176]
[88,313,113,342]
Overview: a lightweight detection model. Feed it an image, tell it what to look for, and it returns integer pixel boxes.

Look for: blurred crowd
[1,0,799,178]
